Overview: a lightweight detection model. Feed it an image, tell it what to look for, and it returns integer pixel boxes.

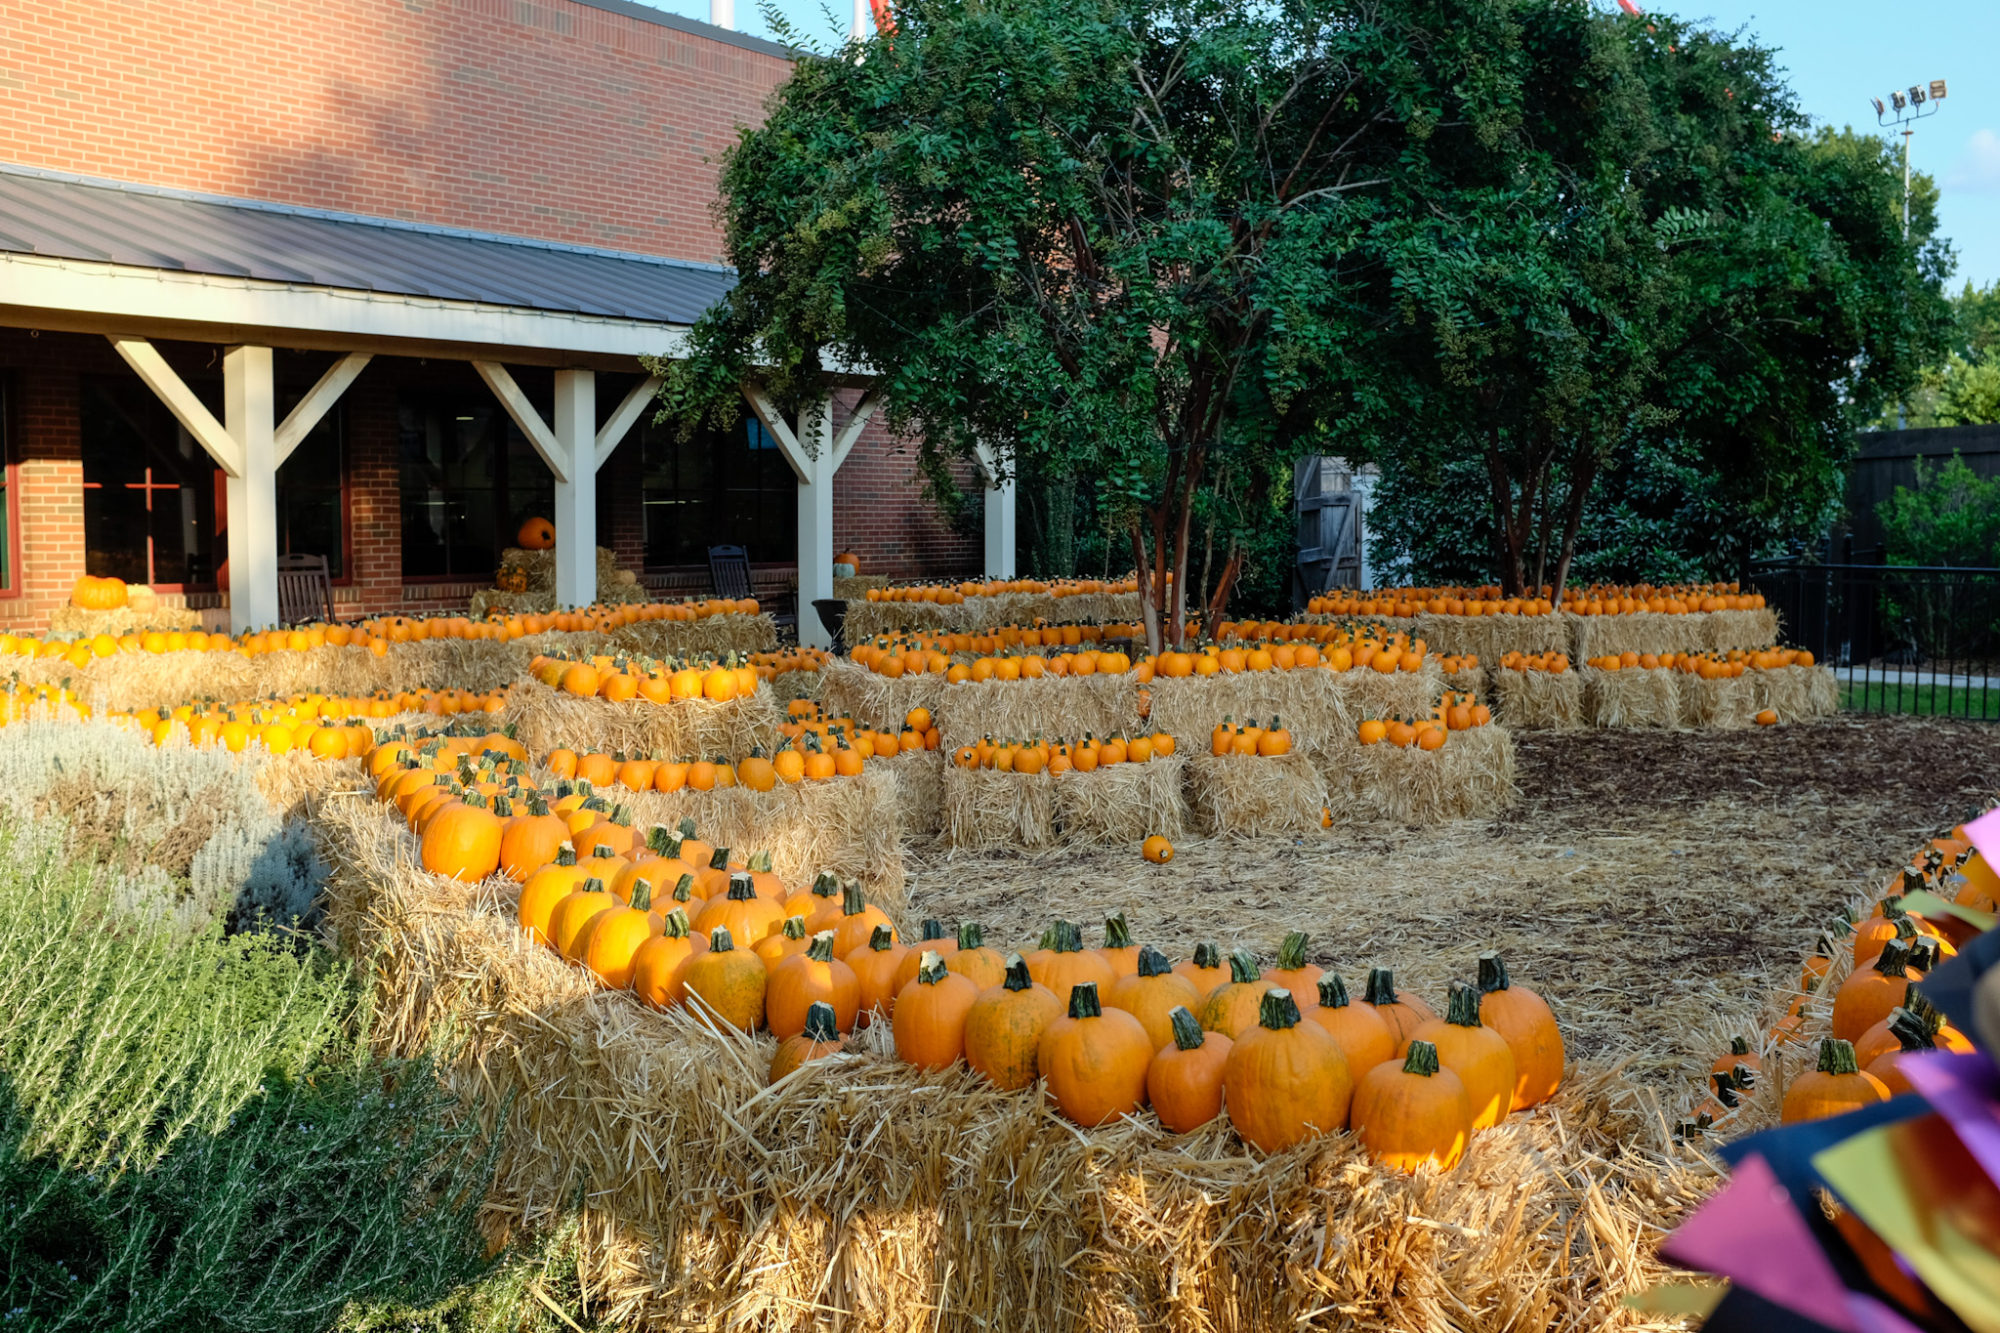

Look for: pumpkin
[1195,950,1268,1039]
[830,880,897,958]
[1475,952,1564,1109]
[893,950,981,1070]
[1831,939,1912,1043]
[630,908,703,1008]
[693,871,784,946]
[499,793,570,881]
[834,550,861,573]
[1146,1006,1232,1133]
[1864,1007,1936,1095]
[767,929,860,1037]
[797,870,846,932]
[1098,912,1141,979]
[1781,1038,1889,1123]
[963,953,1064,1091]
[549,877,618,961]
[1039,981,1154,1127]
[1223,989,1354,1152]
[847,923,911,1021]
[693,844,740,899]
[1026,920,1115,1007]
[1309,973,1395,1082]
[518,846,587,946]
[1260,931,1323,1012]
[681,927,768,1032]
[770,1001,845,1082]
[893,919,960,994]
[1709,1035,1761,1091]
[578,878,665,989]
[517,517,555,550]
[71,574,130,610]
[1364,967,1436,1054]
[1142,835,1174,864]
[1351,1040,1473,1172]
[753,913,813,969]
[946,921,1008,990]
[1105,945,1201,1053]
[420,791,504,881]
[1410,982,1517,1131]
[1173,941,1229,997]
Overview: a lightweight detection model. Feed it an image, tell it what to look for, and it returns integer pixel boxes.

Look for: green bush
[1876,452,2000,567]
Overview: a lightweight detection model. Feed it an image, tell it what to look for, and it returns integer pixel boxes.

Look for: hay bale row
[616,768,905,914]
[1703,608,1782,653]
[941,765,1057,849]
[1184,753,1326,837]
[936,673,1140,751]
[1050,756,1187,844]
[1442,665,1486,701]
[845,591,1145,641]
[1580,667,1682,730]
[1144,667,1441,764]
[819,659,950,730]
[1564,612,1711,661]
[765,669,824,704]
[1320,725,1518,824]
[608,614,779,660]
[505,676,782,761]
[1752,664,1838,720]
[876,748,946,839]
[315,792,1701,1333]
[46,594,203,636]
[1412,612,1568,662]
[1491,669,1584,731]
[1677,674,1757,730]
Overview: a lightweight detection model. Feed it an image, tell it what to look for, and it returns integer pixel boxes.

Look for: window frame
[395,394,554,585]
[0,376,18,599]
[273,399,353,585]
[638,407,799,572]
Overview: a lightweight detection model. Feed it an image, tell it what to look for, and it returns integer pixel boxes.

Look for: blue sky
[641,0,2000,291]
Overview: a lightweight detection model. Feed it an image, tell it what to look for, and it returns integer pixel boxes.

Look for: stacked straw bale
[1144,667,1440,766]
[1750,664,1839,722]
[47,590,202,636]
[936,674,1141,751]
[1491,668,1584,731]
[845,591,1144,641]
[316,793,1709,1332]
[506,677,782,760]
[875,748,946,839]
[1413,612,1567,662]
[819,659,950,731]
[1185,753,1326,837]
[1580,667,1682,730]
[941,765,1056,849]
[608,614,779,660]
[832,575,889,600]
[1050,756,1187,844]
[766,668,824,703]
[1676,674,1757,730]
[1564,612,1708,661]
[617,769,905,913]
[1702,608,1781,653]
[843,599,952,641]
[1321,726,1518,824]
[1442,664,1486,701]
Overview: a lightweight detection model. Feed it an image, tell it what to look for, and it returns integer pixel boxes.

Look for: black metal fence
[1750,561,2000,719]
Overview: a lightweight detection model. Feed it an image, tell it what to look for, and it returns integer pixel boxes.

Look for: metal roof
[0,164,737,326]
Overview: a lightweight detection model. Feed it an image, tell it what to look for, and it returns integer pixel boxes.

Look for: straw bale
[618,768,905,912]
[845,591,1146,642]
[609,614,779,660]
[936,673,1141,751]
[1413,612,1567,662]
[1185,753,1326,837]
[1564,612,1708,661]
[1703,608,1781,653]
[506,676,782,760]
[1144,666,1442,765]
[766,668,823,704]
[843,599,954,641]
[467,589,555,620]
[833,575,889,599]
[875,748,945,840]
[1051,755,1186,844]
[819,659,950,731]
[1442,664,1486,700]
[1323,725,1518,824]
[1581,667,1683,730]
[1676,673,1757,730]
[1750,664,1839,722]
[1492,667,1583,731]
[47,597,202,636]
[941,765,1056,849]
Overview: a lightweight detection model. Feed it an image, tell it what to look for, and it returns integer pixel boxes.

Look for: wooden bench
[708,544,796,634]
[276,553,342,626]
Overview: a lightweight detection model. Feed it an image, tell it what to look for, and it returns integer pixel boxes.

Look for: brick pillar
[344,371,403,617]
[14,345,85,631]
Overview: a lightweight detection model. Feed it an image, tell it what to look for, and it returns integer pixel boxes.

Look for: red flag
[1618,0,1646,13]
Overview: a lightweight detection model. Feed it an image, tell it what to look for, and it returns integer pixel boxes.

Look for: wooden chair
[707,545,796,633]
[275,553,338,626]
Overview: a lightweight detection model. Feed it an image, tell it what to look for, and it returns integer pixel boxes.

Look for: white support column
[223,346,279,632]
[797,400,838,648]
[551,369,597,609]
[973,442,1017,580]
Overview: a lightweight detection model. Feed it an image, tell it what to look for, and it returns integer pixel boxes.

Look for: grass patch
[1840,679,2000,718]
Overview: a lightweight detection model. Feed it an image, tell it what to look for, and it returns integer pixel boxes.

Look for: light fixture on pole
[1872,79,1947,238]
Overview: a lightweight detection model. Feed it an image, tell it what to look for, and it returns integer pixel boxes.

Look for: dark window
[276,401,345,578]
[81,377,222,589]
[398,394,553,580]
[0,379,11,593]
[639,409,796,567]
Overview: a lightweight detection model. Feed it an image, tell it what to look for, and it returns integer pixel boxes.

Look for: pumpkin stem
[493,794,514,817]
[710,846,732,870]
[780,914,807,941]
[1192,941,1221,970]
[1816,1037,1861,1076]
[802,1001,840,1043]
[1873,940,1911,978]
[678,816,698,838]
[1135,945,1173,978]
[749,849,773,873]
[812,871,840,899]
[1364,967,1399,1008]
[709,926,735,953]
[1103,912,1134,950]
[554,846,577,867]
[867,923,895,952]
[1001,954,1033,991]
[806,931,836,962]
[919,918,948,942]
[1224,949,1260,984]
[1476,952,1510,993]
[581,795,609,813]
[610,803,632,827]
[1168,1006,1205,1051]
[957,921,985,950]
[660,908,689,938]
[1887,1007,1936,1053]
[1051,920,1085,954]
[726,872,756,901]
[916,950,949,984]
[1728,1036,1751,1057]
[671,873,696,903]
[1402,1040,1442,1078]
[1258,988,1301,1030]
[1067,981,1103,1019]
[1904,987,1941,1029]
[841,880,869,917]
[647,825,678,855]
[580,877,605,894]
[628,879,654,911]
[1275,930,1310,971]
[1444,981,1483,1027]
[1318,973,1352,1009]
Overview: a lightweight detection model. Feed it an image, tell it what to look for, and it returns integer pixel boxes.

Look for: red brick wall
[8,332,85,630]
[831,395,982,581]
[0,0,788,262]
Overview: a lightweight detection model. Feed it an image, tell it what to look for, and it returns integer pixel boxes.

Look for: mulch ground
[902,715,2000,1090]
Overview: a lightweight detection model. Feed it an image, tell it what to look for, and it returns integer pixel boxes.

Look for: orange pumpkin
[1146,1006,1232,1133]
[1475,953,1564,1109]
[963,953,1063,1091]
[681,927,768,1032]
[1223,989,1354,1152]
[945,921,1008,990]
[1308,973,1396,1083]
[1364,967,1437,1054]
[1173,941,1229,998]
[1097,911,1141,979]
[893,950,981,1070]
[766,929,861,1037]
[1351,1040,1473,1172]
[1781,1038,1889,1123]
[770,1001,845,1082]
[420,792,503,881]
[577,878,665,989]
[1026,919,1116,1008]
[517,517,555,550]
[629,908,704,1008]
[1260,930,1323,1012]
[1831,940,1913,1043]
[846,923,910,1021]
[1104,945,1201,1054]
[1195,950,1268,1039]
[1038,981,1154,1127]
[1410,983,1517,1131]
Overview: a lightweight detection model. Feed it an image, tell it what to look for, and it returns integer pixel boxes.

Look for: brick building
[0,0,1001,639]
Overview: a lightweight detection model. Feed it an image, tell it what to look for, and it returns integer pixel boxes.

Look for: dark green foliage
[1878,453,2000,567]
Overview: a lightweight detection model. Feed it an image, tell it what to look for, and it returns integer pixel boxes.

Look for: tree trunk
[1485,446,1525,595]
[1547,446,1600,609]
[1130,521,1161,655]
[1204,541,1243,635]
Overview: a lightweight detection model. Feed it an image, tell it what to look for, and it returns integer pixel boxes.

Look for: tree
[1890,279,2000,427]
[654,0,1526,650]
[1351,16,1953,596]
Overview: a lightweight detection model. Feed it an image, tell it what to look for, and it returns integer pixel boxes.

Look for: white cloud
[1944,128,2000,193]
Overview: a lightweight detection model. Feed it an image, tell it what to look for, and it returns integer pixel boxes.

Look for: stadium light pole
[1872,80,1948,239]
